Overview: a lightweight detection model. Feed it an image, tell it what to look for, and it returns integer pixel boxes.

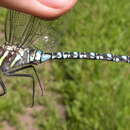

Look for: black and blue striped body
[49,52,130,63]
[0,45,130,73]
[51,52,130,63]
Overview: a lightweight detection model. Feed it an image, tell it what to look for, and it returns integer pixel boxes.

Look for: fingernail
[37,0,70,8]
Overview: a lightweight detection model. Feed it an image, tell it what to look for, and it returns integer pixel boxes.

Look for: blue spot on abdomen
[41,53,51,62]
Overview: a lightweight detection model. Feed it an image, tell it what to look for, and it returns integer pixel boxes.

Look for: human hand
[0,0,77,19]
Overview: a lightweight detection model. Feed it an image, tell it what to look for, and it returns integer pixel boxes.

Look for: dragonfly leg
[0,78,6,96]
[5,72,35,107]
[28,65,44,96]
[7,65,44,96]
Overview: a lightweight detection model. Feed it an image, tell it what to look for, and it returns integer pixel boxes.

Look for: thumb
[0,0,77,19]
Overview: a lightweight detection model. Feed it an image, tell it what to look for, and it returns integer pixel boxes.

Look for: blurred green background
[0,0,130,129]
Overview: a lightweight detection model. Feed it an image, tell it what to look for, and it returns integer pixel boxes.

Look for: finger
[0,0,77,19]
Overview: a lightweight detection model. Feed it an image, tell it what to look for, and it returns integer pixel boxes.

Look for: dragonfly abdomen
[40,52,130,63]
[31,51,130,64]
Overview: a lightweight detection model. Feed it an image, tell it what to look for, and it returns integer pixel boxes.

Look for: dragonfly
[0,9,130,106]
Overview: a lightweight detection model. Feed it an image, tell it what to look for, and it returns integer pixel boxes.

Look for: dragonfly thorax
[0,45,31,72]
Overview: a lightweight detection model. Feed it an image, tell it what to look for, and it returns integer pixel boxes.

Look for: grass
[0,0,130,129]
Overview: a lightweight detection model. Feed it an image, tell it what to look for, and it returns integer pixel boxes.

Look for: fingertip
[0,0,77,19]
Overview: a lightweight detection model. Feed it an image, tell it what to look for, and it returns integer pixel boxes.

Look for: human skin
[0,0,77,19]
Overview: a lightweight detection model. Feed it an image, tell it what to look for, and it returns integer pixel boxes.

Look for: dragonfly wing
[4,9,69,50]
[5,10,40,47]
[34,16,68,51]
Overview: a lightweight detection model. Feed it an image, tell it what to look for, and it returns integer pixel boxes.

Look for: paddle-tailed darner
[0,9,130,106]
